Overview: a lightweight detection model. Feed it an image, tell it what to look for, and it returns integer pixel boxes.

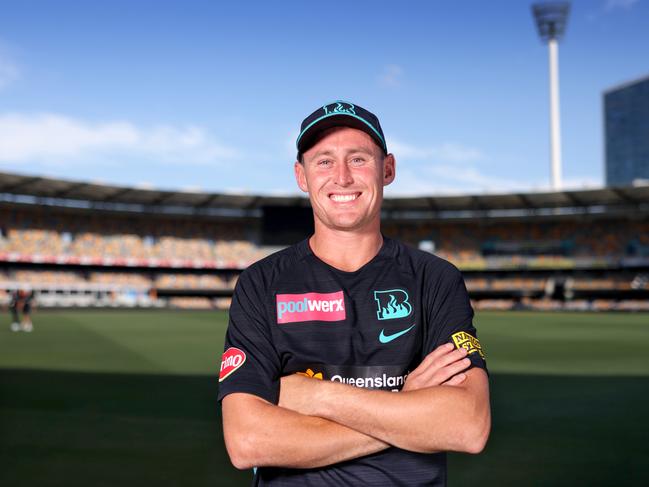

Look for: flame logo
[374,289,412,320]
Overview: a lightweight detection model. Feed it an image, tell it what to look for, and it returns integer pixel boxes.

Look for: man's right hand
[402,343,471,392]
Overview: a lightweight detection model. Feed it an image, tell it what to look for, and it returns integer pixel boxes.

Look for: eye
[350,157,365,166]
[317,159,332,167]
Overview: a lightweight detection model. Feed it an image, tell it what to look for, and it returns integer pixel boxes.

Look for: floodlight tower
[532,2,570,191]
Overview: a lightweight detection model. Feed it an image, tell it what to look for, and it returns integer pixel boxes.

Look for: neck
[309,224,383,272]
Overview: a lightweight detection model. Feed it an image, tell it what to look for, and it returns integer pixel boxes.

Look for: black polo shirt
[218,236,487,486]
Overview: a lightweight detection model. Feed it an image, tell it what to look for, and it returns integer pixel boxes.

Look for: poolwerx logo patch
[276,291,346,324]
[451,331,485,359]
[219,347,246,382]
[374,289,412,320]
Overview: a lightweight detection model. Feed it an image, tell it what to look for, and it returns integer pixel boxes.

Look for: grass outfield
[1,310,648,486]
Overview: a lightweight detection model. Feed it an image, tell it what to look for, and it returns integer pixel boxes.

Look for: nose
[334,161,354,186]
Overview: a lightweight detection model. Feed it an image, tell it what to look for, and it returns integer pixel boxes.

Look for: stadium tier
[1,171,648,311]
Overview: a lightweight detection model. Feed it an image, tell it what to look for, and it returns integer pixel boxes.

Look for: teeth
[330,193,358,202]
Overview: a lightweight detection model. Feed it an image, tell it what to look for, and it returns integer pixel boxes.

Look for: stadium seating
[2,204,648,311]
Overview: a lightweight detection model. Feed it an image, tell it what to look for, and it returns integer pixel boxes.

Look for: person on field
[9,289,21,332]
[218,101,490,486]
[20,289,34,332]
[9,289,35,332]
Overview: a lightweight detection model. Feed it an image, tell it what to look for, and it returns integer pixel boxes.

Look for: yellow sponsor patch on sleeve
[452,331,485,359]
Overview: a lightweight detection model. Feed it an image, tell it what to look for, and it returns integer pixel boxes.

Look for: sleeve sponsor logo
[451,331,485,359]
[374,289,412,320]
[276,291,346,324]
[219,347,246,382]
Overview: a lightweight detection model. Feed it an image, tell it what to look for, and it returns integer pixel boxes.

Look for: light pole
[532,2,570,191]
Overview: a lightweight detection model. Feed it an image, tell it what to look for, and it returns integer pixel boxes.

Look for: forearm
[222,393,389,470]
[310,369,490,453]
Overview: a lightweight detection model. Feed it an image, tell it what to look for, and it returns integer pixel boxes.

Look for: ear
[383,153,396,186]
[294,161,309,193]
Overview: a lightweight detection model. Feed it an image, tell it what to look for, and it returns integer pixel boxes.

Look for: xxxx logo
[374,289,412,320]
[452,331,485,359]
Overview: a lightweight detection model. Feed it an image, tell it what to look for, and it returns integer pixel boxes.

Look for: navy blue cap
[296,101,387,158]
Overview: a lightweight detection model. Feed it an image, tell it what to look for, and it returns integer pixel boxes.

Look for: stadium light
[532,2,570,191]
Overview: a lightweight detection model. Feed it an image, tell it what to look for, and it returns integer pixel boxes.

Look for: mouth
[329,192,361,203]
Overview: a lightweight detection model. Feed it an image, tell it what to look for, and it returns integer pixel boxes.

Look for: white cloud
[0,53,19,90]
[223,187,251,195]
[388,163,530,196]
[388,138,484,163]
[560,177,602,190]
[427,164,525,190]
[179,185,205,193]
[134,181,156,190]
[284,129,300,159]
[0,113,240,166]
[387,162,603,197]
[605,0,639,10]
[379,64,403,88]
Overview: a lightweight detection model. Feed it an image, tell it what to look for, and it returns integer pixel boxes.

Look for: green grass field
[1,310,648,486]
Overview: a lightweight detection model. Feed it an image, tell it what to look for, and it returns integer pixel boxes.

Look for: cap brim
[296,113,386,157]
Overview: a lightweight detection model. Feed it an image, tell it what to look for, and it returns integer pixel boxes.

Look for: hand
[402,343,471,392]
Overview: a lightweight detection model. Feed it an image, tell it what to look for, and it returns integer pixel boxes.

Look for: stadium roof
[1,171,648,214]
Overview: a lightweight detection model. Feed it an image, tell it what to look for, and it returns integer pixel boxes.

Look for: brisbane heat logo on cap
[219,347,246,382]
[276,291,346,324]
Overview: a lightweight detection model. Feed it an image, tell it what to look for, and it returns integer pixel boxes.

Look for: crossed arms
[222,343,490,470]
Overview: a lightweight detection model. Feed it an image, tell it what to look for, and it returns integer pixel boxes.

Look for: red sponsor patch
[219,347,246,382]
[276,291,346,324]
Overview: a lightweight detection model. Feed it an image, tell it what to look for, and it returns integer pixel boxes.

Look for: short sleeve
[217,268,282,404]
[424,264,487,373]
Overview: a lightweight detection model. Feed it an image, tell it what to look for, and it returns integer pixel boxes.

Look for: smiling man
[218,101,490,486]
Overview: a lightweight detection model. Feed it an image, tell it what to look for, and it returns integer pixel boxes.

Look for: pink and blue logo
[276,291,346,324]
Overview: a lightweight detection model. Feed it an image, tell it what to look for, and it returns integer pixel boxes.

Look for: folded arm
[280,345,490,454]
[222,392,388,470]
[283,367,489,453]
[221,343,473,469]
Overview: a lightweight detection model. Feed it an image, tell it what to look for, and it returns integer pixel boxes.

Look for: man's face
[294,127,395,233]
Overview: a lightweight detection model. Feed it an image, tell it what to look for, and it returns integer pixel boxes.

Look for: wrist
[312,379,345,420]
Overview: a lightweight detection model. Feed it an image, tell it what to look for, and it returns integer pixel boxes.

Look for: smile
[329,193,361,202]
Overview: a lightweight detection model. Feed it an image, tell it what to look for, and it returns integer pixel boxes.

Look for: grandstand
[1,171,648,311]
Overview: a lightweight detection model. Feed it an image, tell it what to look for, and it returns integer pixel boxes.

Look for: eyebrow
[309,149,336,159]
[309,147,375,159]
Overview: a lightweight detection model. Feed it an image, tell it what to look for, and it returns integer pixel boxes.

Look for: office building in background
[605,75,649,186]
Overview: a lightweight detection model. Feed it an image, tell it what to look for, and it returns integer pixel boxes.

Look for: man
[9,289,34,332]
[218,101,490,486]
[9,289,21,332]
[20,289,34,332]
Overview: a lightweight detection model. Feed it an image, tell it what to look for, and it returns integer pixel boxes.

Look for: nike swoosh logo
[379,324,416,344]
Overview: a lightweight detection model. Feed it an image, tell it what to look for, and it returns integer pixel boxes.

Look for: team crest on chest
[374,289,412,320]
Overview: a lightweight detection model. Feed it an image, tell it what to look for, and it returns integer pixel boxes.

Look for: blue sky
[0,0,647,196]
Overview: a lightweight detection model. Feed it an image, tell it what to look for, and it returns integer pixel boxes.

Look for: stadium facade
[1,171,648,312]
[605,74,649,186]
